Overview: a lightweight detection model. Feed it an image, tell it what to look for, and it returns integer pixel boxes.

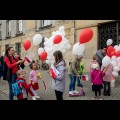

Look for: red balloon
[116,51,120,57]
[107,46,114,53]
[107,51,111,58]
[111,51,116,56]
[79,28,93,44]
[40,52,47,61]
[53,35,62,44]
[23,40,31,51]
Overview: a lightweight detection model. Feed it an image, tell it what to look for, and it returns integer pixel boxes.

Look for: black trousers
[103,81,111,94]
[55,90,63,100]
[95,89,101,96]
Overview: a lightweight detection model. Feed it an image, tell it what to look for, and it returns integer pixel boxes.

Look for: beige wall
[0,20,114,72]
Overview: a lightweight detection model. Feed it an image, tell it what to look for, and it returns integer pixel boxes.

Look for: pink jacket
[91,69,105,85]
[29,70,39,83]
[101,64,113,82]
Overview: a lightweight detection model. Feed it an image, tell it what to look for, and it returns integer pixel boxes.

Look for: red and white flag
[82,75,89,81]
[49,65,60,79]
[25,54,32,63]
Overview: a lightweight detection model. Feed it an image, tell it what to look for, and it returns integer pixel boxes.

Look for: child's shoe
[32,96,37,100]
[35,95,40,98]
[73,90,79,94]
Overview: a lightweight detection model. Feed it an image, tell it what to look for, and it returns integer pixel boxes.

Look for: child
[29,61,41,98]
[90,55,100,73]
[77,58,85,95]
[16,70,39,100]
[101,63,113,96]
[91,64,106,100]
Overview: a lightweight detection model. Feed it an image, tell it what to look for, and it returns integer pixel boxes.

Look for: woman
[4,47,24,100]
[50,50,66,100]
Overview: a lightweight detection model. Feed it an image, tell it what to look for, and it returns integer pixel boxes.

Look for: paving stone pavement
[0,66,120,100]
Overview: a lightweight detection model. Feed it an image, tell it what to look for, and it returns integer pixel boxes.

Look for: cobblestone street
[0,66,120,100]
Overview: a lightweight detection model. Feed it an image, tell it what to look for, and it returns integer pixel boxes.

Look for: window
[17,20,23,33]
[5,44,9,51]
[6,20,11,37]
[41,20,52,27]
[15,43,21,56]
[0,24,2,40]
[98,21,120,49]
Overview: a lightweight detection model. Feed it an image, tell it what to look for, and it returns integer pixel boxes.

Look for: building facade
[0,20,119,72]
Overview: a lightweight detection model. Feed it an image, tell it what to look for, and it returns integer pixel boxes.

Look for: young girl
[90,55,100,91]
[29,61,41,99]
[91,64,106,100]
[90,55,100,73]
[101,63,113,96]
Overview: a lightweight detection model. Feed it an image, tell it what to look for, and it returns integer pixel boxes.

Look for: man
[96,48,107,69]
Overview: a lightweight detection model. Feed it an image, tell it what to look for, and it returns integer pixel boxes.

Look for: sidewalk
[0,66,120,100]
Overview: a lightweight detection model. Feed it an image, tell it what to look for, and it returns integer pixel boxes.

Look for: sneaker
[35,95,40,98]
[69,91,73,95]
[32,96,37,100]
[73,90,79,94]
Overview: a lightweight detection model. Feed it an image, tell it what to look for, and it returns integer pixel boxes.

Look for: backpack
[12,80,24,96]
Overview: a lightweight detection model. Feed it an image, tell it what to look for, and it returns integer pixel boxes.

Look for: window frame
[6,20,11,38]
[15,42,21,56]
[39,20,52,30]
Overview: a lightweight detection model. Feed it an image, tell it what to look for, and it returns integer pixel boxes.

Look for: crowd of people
[0,46,117,100]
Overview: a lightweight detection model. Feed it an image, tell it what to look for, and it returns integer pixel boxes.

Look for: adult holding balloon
[96,48,107,69]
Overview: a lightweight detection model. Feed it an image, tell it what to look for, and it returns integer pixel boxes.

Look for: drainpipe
[74,20,76,43]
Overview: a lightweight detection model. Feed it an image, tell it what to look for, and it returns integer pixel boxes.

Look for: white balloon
[116,47,120,52]
[46,60,51,64]
[111,61,117,66]
[38,48,44,55]
[117,57,120,63]
[114,45,118,49]
[73,43,85,56]
[33,34,42,45]
[102,56,111,67]
[111,56,117,61]
[59,26,65,31]
[112,71,119,77]
[44,37,49,42]
[118,63,120,68]
[113,66,120,72]
[106,39,113,46]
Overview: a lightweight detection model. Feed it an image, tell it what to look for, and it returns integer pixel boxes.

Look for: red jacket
[17,77,34,100]
[4,56,18,74]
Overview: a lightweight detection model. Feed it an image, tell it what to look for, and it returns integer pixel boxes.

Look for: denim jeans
[77,76,83,88]
[8,73,17,100]
[69,74,77,91]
